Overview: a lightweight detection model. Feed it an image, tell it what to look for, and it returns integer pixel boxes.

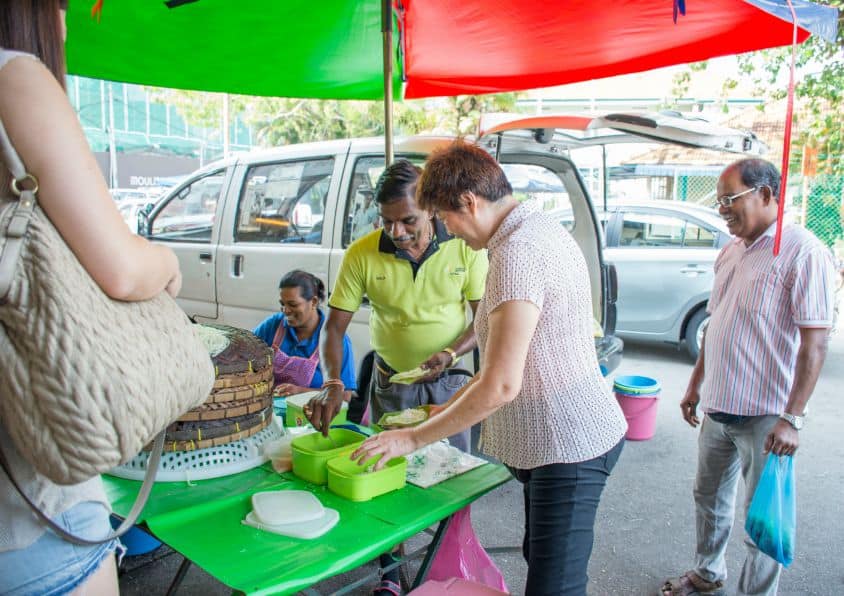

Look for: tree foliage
[149,89,520,150]
[669,5,844,248]
[669,4,843,175]
[734,2,844,176]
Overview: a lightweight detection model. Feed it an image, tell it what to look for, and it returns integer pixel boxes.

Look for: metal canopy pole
[382,0,394,165]
[602,144,608,213]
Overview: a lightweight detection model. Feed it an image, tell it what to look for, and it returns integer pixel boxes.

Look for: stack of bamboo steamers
[161,324,275,452]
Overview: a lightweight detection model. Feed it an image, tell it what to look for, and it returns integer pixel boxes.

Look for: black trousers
[509,439,624,596]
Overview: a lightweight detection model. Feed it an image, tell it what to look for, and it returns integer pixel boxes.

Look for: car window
[235,158,333,245]
[557,209,608,234]
[683,221,717,247]
[149,171,223,242]
[343,155,426,248]
[619,212,685,247]
[501,163,573,230]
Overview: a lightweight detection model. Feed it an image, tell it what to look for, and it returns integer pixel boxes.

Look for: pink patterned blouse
[475,200,627,469]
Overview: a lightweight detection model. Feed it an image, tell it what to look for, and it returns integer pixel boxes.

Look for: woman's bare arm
[0,57,180,301]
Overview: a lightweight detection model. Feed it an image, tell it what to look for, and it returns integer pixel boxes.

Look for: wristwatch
[779,412,804,430]
[442,347,459,367]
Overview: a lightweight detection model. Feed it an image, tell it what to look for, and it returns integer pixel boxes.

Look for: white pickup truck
[139,112,765,374]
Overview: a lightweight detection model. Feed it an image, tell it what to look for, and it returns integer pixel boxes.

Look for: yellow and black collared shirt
[329,219,488,372]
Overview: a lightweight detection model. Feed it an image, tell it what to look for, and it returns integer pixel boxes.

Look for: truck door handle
[232,255,244,277]
[680,266,706,275]
[199,252,212,262]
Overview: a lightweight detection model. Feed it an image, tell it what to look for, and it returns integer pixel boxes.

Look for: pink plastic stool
[409,578,509,595]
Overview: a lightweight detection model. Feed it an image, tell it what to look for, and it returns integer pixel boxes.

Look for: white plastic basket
[108,417,286,483]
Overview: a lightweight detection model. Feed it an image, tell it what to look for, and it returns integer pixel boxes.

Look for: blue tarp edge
[744,0,840,43]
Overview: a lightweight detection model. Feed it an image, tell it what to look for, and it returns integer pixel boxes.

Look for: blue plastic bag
[745,453,796,567]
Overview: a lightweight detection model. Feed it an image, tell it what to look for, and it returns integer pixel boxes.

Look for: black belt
[373,353,397,377]
[708,412,755,425]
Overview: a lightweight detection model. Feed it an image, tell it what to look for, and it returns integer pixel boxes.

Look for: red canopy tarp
[400,0,838,98]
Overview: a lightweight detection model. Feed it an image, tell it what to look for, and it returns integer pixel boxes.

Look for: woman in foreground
[1,1,185,593]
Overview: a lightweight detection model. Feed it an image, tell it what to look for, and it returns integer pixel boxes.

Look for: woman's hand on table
[273,383,311,397]
[351,429,420,471]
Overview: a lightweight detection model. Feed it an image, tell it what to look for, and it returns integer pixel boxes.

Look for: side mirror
[137,203,154,237]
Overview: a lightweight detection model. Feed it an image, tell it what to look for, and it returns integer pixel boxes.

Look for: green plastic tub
[326,455,407,502]
[285,392,348,428]
[291,429,365,485]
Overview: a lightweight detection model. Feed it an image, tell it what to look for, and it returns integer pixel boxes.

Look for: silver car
[601,200,731,359]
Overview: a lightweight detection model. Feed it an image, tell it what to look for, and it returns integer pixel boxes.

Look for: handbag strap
[0,431,165,546]
[0,114,38,302]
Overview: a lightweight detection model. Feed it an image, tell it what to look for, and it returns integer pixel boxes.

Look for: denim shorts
[0,500,123,596]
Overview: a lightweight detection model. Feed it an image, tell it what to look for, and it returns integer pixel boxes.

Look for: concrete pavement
[118,331,844,595]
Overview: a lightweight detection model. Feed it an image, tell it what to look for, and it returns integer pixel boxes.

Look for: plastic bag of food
[377,406,431,429]
[745,453,796,566]
[377,406,430,430]
[389,366,429,385]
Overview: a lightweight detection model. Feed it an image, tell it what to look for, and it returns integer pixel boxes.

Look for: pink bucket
[615,390,659,441]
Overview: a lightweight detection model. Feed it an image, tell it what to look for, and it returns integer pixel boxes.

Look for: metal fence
[67,76,254,163]
[594,169,843,259]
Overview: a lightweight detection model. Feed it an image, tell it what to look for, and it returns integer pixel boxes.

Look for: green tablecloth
[105,462,511,595]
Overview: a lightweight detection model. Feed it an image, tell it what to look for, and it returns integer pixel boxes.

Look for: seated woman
[254,270,356,396]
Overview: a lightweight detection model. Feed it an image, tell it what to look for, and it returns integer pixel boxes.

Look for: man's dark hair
[374,159,423,205]
[732,158,781,201]
[279,270,325,303]
[417,141,513,212]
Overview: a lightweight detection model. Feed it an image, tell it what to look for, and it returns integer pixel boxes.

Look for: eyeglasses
[715,186,757,208]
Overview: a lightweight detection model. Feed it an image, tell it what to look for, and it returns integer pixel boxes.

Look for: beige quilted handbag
[0,116,214,490]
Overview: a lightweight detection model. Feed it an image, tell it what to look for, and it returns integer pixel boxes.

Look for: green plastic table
[105,461,511,595]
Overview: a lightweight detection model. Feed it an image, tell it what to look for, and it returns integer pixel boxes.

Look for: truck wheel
[686,308,709,361]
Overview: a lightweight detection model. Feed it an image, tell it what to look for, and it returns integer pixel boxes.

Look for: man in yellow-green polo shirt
[307,159,488,452]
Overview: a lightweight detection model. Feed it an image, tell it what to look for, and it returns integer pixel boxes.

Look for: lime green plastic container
[285,398,348,428]
[326,455,407,501]
[291,429,365,485]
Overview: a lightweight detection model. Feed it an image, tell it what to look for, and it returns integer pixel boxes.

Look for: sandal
[373,578,402,596]
[661,571,726,596]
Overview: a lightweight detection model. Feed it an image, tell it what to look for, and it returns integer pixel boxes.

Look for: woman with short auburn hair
[353,140,627,595]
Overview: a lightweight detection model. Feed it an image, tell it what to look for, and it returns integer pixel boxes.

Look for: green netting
[65,0,401,100]
[104,462,511,595]
[794,174,844,250]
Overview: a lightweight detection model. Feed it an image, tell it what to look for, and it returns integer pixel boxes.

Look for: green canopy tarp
[66,0,401,100]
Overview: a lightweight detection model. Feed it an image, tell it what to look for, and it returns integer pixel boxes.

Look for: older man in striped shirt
[663,158,835,596]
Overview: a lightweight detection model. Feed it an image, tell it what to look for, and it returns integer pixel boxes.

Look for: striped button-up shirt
[700,222,835,415]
